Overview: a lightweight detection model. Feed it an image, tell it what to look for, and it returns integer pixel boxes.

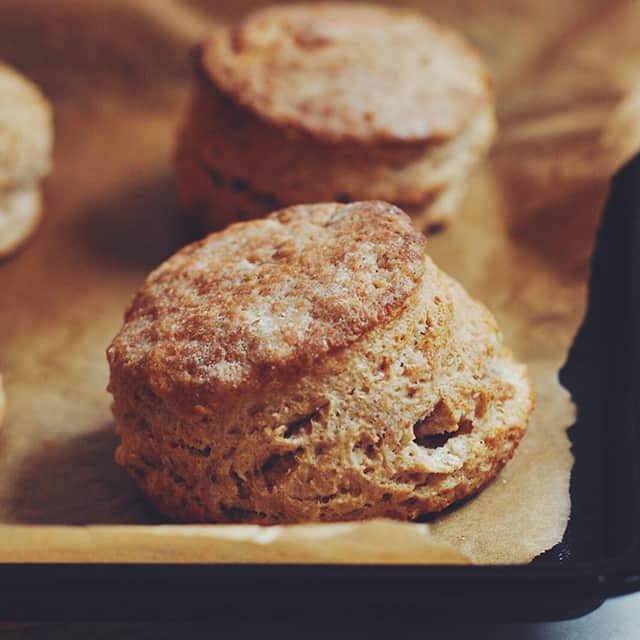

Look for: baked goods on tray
[108,201,532,524]
[0,63,53,258]
[174,3,496,233]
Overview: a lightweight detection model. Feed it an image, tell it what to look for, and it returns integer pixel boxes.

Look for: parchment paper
[1,0,639,564]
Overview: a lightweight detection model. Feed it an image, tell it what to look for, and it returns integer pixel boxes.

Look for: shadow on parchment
[499,173,607,281]
[74,175,194,272]
[3,424,161,525]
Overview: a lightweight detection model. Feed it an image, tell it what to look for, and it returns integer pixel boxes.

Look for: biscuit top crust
[202,3,491,144]
[108,201,426,401]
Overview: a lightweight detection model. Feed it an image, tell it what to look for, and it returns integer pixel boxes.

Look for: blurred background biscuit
[0,63,52,258]
[108,201,532,524]
[174,3,496,233]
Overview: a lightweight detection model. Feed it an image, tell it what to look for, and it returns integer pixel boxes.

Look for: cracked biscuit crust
[109,201,532,523]
[108,201,425,408]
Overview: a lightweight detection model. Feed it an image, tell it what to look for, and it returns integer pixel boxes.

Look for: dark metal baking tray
[1,153,639,624]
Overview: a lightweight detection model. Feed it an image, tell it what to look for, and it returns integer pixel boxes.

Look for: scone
[108,201,532,524]
[173,3,496,233]
[0,63,53,258]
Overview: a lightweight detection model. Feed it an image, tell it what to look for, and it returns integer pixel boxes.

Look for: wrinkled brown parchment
[0,0,639,564]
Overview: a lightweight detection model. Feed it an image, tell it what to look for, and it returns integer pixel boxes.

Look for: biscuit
[174,3,496,232]
[108,201,532,524]
[0,185,42,259]
[0,63,53,258]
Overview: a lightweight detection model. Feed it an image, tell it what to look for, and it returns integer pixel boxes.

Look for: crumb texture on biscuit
[109,201,533,523]
[203,3,490,143]
[108,201,425,401]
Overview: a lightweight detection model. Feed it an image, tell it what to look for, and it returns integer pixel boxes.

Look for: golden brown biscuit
[174,3,496,232]
[0,63,53,258]
[108,201,532,524]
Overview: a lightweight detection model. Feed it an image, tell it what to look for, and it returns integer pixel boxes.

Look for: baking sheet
[0,0,639,564]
